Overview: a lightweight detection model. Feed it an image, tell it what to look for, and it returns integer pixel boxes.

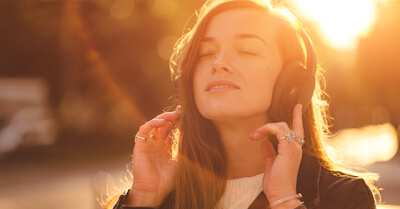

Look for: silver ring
[294,136,305,146]
[278,131,305,147]
[284,130,295,142]
[135,133,147,142]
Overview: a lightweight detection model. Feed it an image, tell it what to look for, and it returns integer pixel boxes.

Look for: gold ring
[135,133,147,142]
[148,133,155,139]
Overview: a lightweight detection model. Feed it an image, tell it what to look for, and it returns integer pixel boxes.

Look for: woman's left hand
[249,104,304,207]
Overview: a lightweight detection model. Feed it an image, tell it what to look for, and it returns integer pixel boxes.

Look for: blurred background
[0,0,399,208]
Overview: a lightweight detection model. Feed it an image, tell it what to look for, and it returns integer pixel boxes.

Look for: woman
[107,0,379,208]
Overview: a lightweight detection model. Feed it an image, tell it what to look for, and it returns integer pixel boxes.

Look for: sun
[290,0,388,50]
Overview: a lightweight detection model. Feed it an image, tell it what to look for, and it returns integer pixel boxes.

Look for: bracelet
[268,193,302,208]
[292,201,305,209]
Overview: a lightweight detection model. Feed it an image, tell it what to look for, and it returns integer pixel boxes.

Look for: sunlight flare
[291,0,388,50]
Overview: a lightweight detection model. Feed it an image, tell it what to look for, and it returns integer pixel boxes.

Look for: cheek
[245,68,279,104]
[248,80,274,104]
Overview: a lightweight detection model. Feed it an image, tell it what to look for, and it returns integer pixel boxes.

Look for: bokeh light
[151,0,180,19]
[157,35,179,60]
[332,123,398,166]
[110,0,136,20]
[379,205,400,209]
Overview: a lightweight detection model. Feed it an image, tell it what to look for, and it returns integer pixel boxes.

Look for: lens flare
[291,0,388,50]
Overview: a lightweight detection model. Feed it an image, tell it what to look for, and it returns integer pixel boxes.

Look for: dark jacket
[115,154,377,209]
[247,153,376,209]
[295,154,376,209]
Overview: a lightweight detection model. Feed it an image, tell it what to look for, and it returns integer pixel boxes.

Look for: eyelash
[199,52,215,58]
[198,49,258,58]
[238,50,257,55]
[237,48,260,56]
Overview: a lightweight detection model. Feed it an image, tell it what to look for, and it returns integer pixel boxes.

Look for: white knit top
[215,173,264,209]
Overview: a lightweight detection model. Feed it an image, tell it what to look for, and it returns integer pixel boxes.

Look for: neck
[213,115,270,179]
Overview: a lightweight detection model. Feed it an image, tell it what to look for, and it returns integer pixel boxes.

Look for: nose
[212,49,233,74]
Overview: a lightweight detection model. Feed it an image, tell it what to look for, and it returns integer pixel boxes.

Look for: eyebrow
[200,33,267,46]
[235,33,267,46]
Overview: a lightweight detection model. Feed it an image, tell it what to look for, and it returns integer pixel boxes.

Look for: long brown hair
[106,0,380,208]
[169,0,380,208]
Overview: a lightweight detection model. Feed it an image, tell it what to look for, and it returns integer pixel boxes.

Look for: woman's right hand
[124,106,181,207]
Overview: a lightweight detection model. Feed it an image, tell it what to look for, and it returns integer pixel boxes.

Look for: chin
[202,105,271,122]
[199,105,231,119]
[202,108,259,121]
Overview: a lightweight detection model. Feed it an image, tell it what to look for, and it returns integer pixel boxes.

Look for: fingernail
[253,132,261,139]
[156,118,166,123]
[249,132,255,138]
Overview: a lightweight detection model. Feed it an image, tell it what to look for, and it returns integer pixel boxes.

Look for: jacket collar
[297,153,321,208]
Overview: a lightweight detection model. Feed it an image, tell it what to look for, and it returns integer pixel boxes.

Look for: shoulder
[297,154,377,209]
[318,166,376,209]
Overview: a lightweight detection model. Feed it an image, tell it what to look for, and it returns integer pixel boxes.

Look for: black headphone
[267,30,317,123]
[174,30,317,123]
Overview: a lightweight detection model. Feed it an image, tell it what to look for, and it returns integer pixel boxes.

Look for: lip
[205,79,240,92]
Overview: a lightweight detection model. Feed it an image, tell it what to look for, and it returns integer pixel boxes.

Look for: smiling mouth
[210,85,232,89]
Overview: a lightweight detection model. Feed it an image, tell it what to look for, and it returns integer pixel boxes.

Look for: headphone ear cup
[268,61,306,122]
[269,61,300,122]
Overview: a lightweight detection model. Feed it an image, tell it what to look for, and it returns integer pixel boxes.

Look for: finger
[165,130,173,144]
[155,108,181,139]
[158,121,176,140]
[249,122,289,141]
[292,104,303,135]
[146,110,180,139]
[175,105,181,113]
[261,140,275,173]
[161,106,181,144]
[137,119,167,138]
[261,140,276,160]
[155,110,181,121]
[148,127,158,140]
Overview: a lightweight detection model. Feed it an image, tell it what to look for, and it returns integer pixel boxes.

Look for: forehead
[203,8,272,39]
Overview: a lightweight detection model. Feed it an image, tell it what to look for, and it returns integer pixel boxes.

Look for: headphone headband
[301,29,317,76]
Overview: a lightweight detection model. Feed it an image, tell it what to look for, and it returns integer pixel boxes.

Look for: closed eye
[199,52,215,58]
[238,50,258,56]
